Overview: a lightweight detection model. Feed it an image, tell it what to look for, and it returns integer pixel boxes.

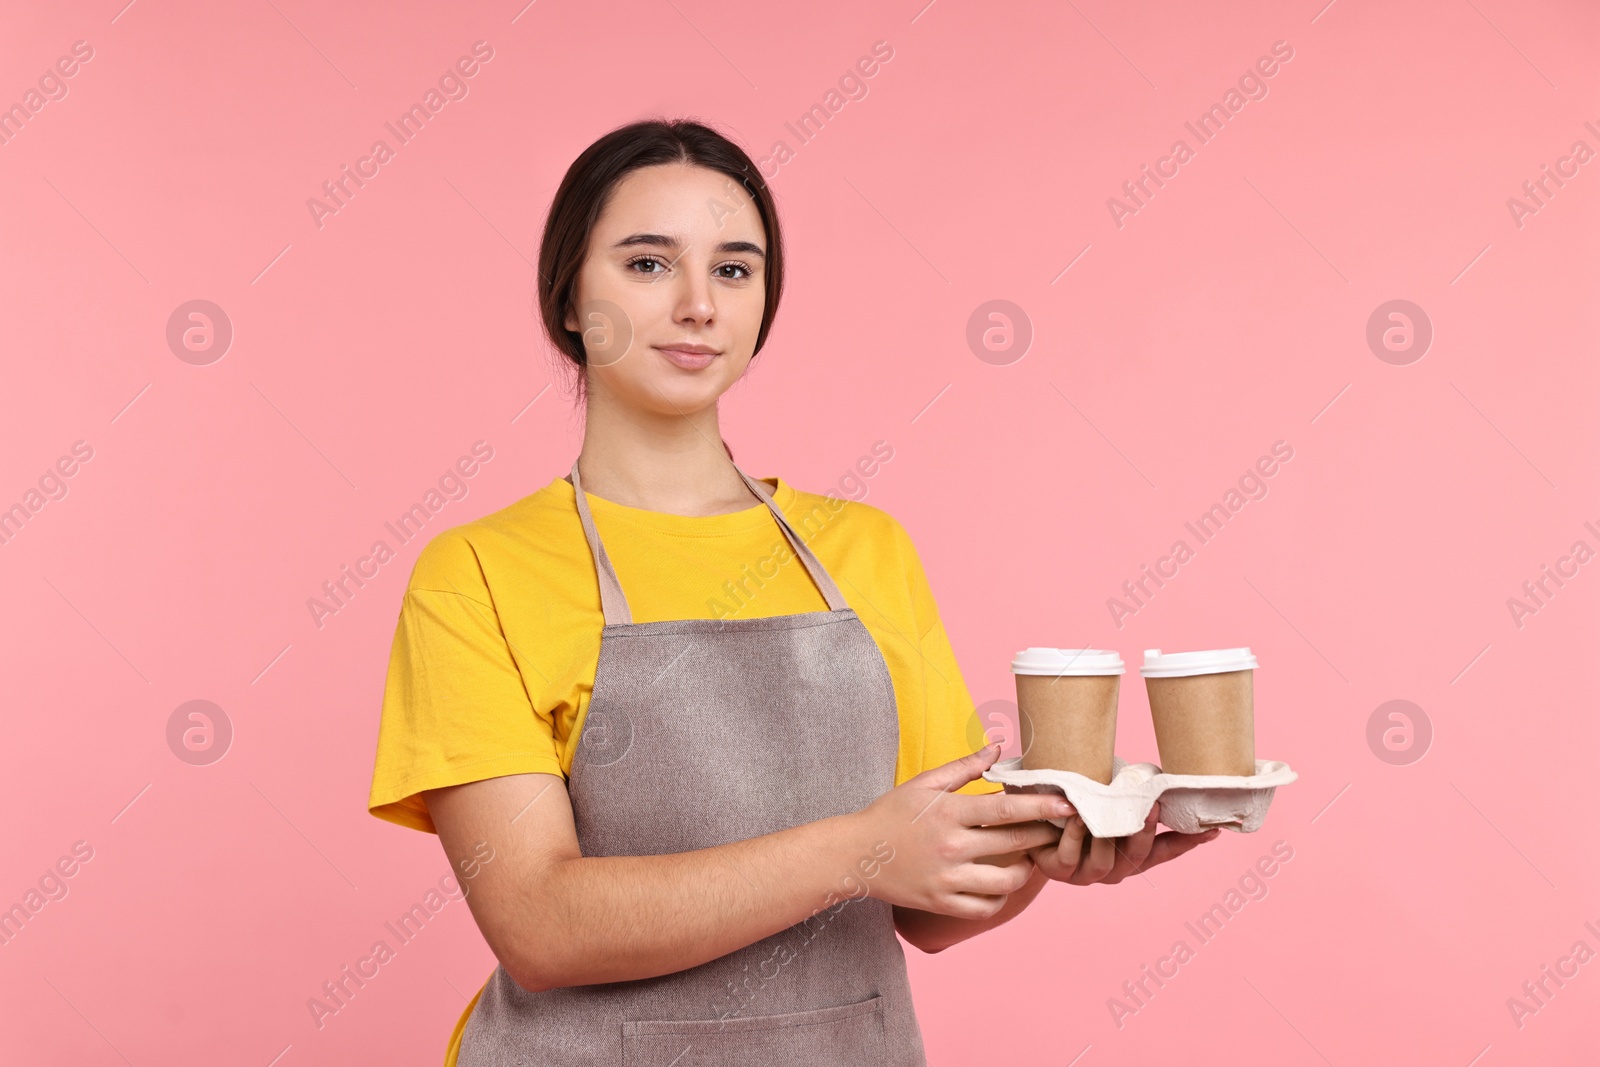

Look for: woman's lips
[654,346,718,370]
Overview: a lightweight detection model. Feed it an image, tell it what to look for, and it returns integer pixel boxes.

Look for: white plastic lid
[1140,647,1258,678]
[1011,648,1125,676]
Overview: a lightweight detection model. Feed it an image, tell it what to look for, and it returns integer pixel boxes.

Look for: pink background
[3,0,1597,1063]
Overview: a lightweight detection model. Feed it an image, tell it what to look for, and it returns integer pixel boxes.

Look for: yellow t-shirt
[367,471,1001,1064]
[368,472,1001,834]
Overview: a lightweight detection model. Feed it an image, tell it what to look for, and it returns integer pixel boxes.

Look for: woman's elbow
[892,907,948,954]
[503,938,568,993]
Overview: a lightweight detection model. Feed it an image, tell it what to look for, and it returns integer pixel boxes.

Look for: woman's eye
[626,256,752,280]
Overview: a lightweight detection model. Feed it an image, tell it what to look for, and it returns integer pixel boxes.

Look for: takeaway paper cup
[1011,648,1123,784]
[1141,647,1257,777]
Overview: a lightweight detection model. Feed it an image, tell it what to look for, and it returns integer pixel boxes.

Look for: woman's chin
[634,375,734,414]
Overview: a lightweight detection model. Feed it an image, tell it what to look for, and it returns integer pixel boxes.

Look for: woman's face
[564,162,768,417]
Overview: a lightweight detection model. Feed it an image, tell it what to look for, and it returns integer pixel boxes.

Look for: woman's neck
[570,407,759,517]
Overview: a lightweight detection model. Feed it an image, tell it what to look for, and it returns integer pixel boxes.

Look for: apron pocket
[621,993,886,1066]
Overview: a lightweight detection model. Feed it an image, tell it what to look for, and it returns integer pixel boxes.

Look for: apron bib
[453,459,929,1066]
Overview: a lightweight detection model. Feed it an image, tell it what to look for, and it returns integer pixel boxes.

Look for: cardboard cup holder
[982,754,1297,837]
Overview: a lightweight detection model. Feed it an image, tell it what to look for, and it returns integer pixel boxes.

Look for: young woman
[367,118,1217,1066]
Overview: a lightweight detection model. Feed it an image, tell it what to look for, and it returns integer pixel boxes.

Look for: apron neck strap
[570,458,849,625]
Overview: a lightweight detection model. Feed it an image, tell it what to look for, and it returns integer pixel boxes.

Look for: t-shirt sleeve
[892,518,1005,796]
[367,531,565,835]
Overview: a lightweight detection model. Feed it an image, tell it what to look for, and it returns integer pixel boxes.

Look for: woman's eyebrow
[611,233,765,259]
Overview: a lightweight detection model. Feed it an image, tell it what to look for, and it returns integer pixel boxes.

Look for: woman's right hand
[846,744,1071,919]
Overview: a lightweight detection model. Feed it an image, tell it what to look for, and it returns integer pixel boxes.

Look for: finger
[915,742,1006,793]
[975,819,1061,854]
[963,789,1075,828]
[1062,812,1088,853]
[1138,828,1223,870]
[973,849,1029,867]
[958,853,1038,894]
[1113,805,1161,876]
[1039,814,1087,880]
[955,869,1032,898]
[1070,834,1117,884]
[943,890,1010,920]
[950,842,1041,899]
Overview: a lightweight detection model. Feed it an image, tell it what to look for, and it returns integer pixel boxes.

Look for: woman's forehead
[599,166,763,243]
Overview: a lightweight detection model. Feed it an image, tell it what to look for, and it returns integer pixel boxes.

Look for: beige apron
[454,459,929,1066]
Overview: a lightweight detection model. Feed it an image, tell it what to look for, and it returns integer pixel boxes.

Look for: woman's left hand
[1027,800,1220,885]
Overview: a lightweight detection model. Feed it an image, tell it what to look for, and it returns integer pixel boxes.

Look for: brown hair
[536,118,785,405]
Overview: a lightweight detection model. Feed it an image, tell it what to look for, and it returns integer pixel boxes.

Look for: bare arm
[425,750,1071,991]
[424,771,904,992]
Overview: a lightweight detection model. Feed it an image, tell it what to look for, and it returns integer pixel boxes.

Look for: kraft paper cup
[1012,648,1124,784]
[1141,648,1257,777]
